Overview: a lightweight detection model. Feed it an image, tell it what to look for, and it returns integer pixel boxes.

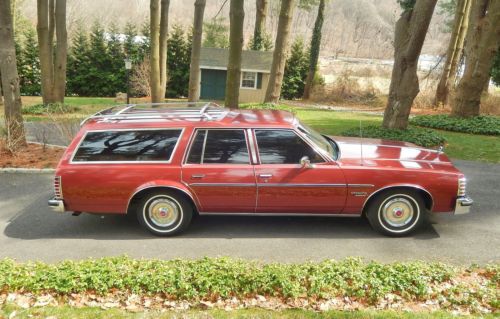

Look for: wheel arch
[362,185,434,216]
[127,184,199,215]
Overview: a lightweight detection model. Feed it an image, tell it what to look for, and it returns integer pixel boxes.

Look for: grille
[458,177,466,196]
[54,176,63,199]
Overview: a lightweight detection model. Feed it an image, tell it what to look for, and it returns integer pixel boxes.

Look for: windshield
[297,121,338,160]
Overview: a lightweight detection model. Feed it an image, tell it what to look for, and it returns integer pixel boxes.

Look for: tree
[225,0,245,109]
[265,0,296,103]
[36,0,67,104]
[0,0,26,150]
[282,38,309,99]
[382,0,438,129]
[188,0,206,102]
[252,0,268,51]
[492,50,500,86]
[434,0,471,107]
[203,17,229,48]
[149,0,170,103]
[123,23,141,63]
[167,25,191,98]
[452,0,500,117]
[66,24,90,96]
[18,27,41,96]
[302,0,325,99]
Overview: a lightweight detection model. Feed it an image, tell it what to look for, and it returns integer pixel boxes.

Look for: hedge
[410,115,500,136]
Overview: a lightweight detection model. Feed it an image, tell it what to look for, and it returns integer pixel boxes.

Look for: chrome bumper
[48,198,65,213]
[454,196,473,215]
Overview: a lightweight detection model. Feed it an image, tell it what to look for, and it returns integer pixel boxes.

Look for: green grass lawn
[2,97,498,163]
[1,305,494,319]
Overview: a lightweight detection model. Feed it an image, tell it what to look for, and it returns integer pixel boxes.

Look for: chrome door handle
[258,174,273,178]
[191,174,205,179]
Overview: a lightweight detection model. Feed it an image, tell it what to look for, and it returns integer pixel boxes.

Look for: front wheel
[137,191,193,236]
[366,190,425,237]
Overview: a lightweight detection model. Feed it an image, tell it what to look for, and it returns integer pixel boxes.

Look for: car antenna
[360,120,364,166]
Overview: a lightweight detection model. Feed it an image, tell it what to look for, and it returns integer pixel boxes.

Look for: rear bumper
[454,196,473,215]
[48,198,65,213]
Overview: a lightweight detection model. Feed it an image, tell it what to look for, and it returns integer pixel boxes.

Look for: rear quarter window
[72,129,182,162]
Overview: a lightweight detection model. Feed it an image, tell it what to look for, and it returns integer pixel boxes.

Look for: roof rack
[80,102,225,126]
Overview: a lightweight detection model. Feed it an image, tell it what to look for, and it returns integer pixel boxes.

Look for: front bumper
[454,196,473,215]
[48,197,65,213]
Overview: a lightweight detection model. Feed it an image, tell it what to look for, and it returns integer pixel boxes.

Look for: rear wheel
[366,189,425,237]
[137,191,193,236]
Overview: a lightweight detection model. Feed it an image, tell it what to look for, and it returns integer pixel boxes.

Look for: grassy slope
[0,305,494,319]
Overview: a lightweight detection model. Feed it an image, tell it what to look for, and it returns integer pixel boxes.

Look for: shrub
[341,125,446,148]
[410,115,500,136]
[22,103,81,115]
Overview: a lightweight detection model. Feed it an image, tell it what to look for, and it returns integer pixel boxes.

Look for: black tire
[137,191,193,236]
[366,189,425,237]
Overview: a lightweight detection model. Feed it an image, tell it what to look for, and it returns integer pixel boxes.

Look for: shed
[198,47,273,103]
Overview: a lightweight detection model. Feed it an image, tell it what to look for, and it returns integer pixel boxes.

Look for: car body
[49,103,473,236]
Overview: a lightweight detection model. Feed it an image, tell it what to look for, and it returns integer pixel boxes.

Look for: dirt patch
[0,142,65,169]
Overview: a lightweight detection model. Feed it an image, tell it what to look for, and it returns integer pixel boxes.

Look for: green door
[200,69,227,100]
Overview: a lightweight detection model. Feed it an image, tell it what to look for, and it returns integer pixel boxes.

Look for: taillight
[458,177,466,196]
[54,176,63,199]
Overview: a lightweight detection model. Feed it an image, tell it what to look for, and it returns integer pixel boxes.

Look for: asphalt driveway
[0,160,498,264]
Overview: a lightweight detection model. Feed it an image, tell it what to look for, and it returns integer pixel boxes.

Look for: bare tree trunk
[225,0,244,109]
[37,0,66,104]
[452,0,500,117]
[150,0,170,103]
[53,0,67,101]
[0,0,26,150]
[303,0,325,100]
[264,0,295,104]
[434,0,471,107]
[188,0,206,102]
[252,0,268,50]
[382,0,438,129]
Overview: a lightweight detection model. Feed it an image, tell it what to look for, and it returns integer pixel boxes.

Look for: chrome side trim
[257,183,346,188]
[189,183,255,187]
[348,184,374,188]
[199,212,361,217]
[70,128,185,164]
[126,185,200,213]
[361,184,434,212]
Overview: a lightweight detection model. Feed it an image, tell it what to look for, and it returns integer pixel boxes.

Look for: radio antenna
[359,120,364,166]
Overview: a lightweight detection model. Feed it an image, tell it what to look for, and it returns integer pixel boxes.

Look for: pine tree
[282,38,309,99]
[67,24,91,96]
[123,22,141,62]
[107,23,126,95]
[203,17,229,48]
[166,25,190,97]
[18,27,41,96]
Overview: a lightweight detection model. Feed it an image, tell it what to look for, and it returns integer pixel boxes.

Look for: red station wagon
[48,103,473,237]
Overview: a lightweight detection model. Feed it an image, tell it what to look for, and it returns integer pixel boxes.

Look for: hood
[332,136,454,168]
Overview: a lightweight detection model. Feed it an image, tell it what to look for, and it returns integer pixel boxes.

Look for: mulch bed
[0,142,65,169]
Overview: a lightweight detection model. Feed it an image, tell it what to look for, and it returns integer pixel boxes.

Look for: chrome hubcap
[382,198,414,227]
[148,198,179,227]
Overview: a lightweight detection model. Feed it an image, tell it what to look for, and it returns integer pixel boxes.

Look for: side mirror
[300,156,313,169]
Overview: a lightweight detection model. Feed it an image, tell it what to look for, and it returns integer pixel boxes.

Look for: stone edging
[0,168,55,174]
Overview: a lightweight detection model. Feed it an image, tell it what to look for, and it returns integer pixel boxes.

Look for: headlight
[458,177,467,196]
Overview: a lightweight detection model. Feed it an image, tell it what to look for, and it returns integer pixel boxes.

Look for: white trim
[200,65,270,73]
[240,71,258,90]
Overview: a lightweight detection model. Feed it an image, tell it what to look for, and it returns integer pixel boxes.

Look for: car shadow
[3,198,440,240]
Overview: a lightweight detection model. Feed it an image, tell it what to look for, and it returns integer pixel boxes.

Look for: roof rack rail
[80,102,224,126]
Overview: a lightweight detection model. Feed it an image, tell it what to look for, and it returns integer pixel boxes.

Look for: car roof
[81,103,297,131]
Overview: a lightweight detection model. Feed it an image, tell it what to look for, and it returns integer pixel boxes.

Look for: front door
[182,129,256,213]
[200,69,226,100]
[253,129,347,214]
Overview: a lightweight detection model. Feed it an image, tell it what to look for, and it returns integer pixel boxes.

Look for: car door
[253,129,347,214]
[182,129,257,213]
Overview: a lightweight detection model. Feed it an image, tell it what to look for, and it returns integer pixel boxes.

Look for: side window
[255,130,324,164]
[186,129,250,164]
[72,129,182,162]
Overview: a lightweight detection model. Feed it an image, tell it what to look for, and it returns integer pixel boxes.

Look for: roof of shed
[200,47,273,72]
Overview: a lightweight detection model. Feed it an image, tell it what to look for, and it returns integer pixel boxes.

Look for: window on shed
[72,129,182,162]
[241,72,257,89]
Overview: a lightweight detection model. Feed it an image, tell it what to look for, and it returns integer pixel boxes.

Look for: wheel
[366,189,425,237]
[137,191,193,236]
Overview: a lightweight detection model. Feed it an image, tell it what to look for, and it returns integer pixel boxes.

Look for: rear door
[253,129,346,214]
[181,129,257,213]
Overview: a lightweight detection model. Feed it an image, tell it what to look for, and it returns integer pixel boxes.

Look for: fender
[127,180,201,213]
[362,183,434,212]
